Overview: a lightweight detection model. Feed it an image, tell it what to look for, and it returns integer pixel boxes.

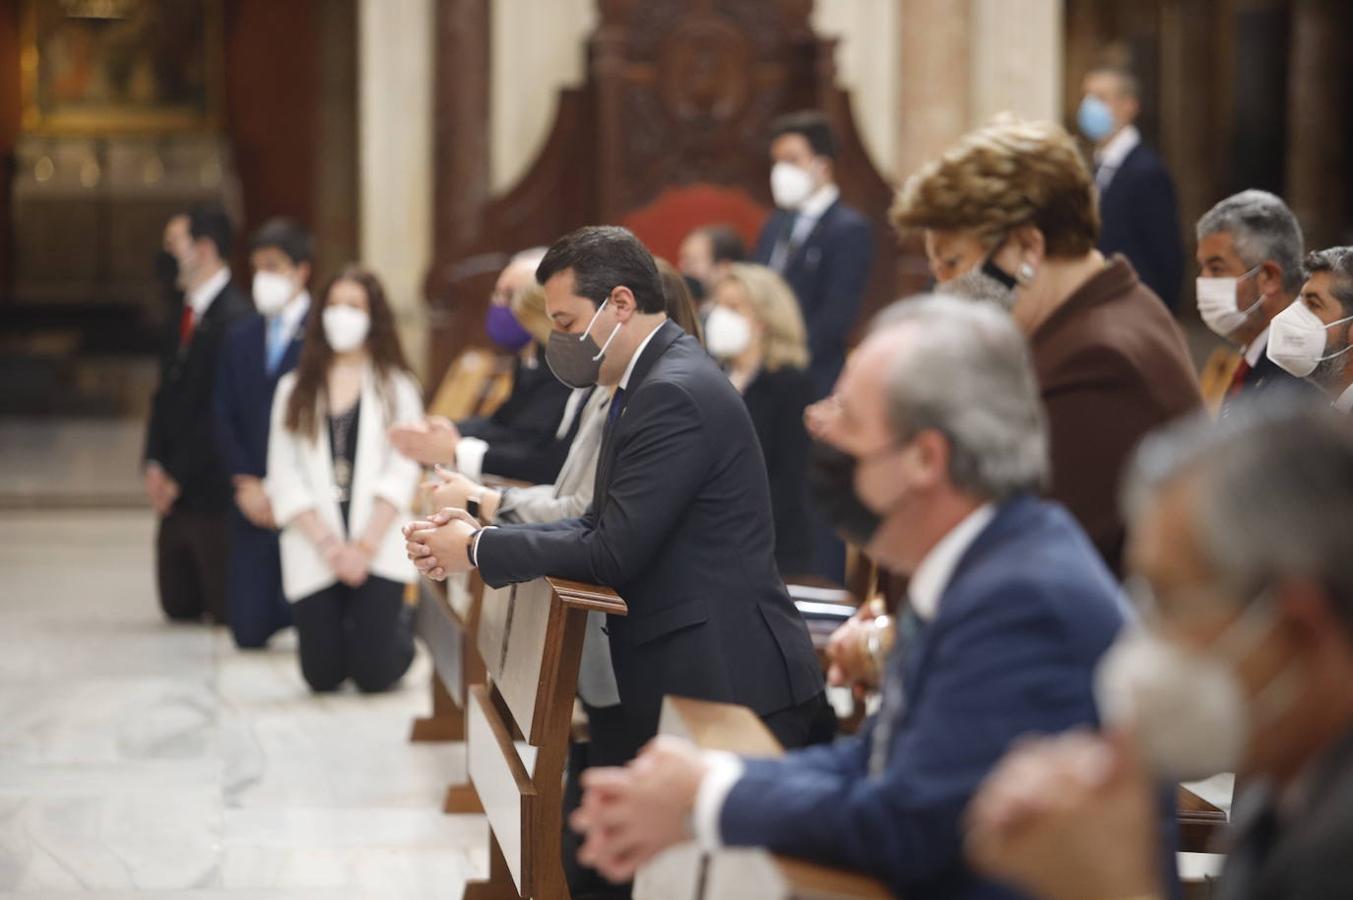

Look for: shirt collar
[276,290,310,335]
[1095,124,1141,169]
[188,266,231,319]
[798,183,840,221]
[618,319,666,391]
[908,503,996,621]
[1245,325,1270,367]
[1334,383,1353,413]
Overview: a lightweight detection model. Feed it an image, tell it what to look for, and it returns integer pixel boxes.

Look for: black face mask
[808,441,883,547]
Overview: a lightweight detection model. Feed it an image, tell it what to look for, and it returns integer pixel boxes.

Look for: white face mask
[322,305,370,353]
[770,161,816,210]
[1196,267,1262,339]
[252,270,297,317]
[1265,301,1353,378]
[705,306,754,359]
[1095,597,1300,781]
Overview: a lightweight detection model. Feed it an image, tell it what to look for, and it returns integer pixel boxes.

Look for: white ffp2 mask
[252,271,296,317]
[1265,301,1353,378]
[704,306,754,359]
[322,305,370,353]
[770,162,815,210]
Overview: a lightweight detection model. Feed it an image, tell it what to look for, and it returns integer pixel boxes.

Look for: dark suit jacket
[1219,347,1315,417]
[754,199,874,398]
[144,279,253,514]
[1097,142,1184,310]
[213,313,306,482]
[743,366,814,576]
[476,320,823,738]
[1222,728,1353,900]
[457,347,574,483]
[1031,256,1202,576]
[718,496,1179,899]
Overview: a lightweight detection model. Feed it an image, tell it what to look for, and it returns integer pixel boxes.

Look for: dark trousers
[225,509,292,649]
[562,691,833,898]
[291,575,415,693]
[156,509,229,623]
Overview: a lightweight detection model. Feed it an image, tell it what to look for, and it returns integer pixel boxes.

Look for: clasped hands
[571,735,710,884]
[403,507,479,580]
[388,416,461,466]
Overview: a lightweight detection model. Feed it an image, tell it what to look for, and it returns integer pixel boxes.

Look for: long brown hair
[656,258,705,346]
[284,265,411,438]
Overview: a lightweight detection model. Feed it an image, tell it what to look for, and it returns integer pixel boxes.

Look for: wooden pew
[634,696,890,900]
[426,347,514,421]
[463,576,627,900]
[409,572,488,813]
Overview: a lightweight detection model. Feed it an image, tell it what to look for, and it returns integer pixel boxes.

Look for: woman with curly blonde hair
[890,117,1201,575]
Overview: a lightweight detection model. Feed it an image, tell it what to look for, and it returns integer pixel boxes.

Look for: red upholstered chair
[620,183,770,263]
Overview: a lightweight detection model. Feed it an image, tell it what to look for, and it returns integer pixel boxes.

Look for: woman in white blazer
[267,266,423,693]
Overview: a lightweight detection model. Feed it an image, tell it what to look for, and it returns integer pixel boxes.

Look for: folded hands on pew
[388,416,461,466]
[403,507,480,580]
[571,735,710,883]
[964,729,1163,900]
[825,599,893,696]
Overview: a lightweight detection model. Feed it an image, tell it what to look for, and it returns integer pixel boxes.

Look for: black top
[143,279,253,513]
[328,397,361,528]
[476,320,824,739]
[742,366,815,577]
[457,348,576,483]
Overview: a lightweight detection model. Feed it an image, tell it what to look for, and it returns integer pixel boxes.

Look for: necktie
[768,215,799,273]
[605,386,626,432]
[868,603,925,777]
[265,315,289,375]
[1227,357,1252,397]
[178,305,196,348]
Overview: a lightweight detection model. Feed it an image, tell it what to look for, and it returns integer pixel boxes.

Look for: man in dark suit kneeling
[569,295,1179,899]
[404,226,826,894]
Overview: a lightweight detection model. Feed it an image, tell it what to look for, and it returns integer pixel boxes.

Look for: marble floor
[0,507,487,898]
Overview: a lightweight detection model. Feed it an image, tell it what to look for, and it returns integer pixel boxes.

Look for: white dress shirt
[1334,384,1353,412]
[1093,125,1140,193]
[692,502,996,850]
[769,184,840,271]
[1244,326,1270,368]
[187,266,231,321]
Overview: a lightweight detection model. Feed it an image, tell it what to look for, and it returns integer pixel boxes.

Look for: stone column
[896,0,972,184]
[970,0,1063,125]
[358,0,435,377]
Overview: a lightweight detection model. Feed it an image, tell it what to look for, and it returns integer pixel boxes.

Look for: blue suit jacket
[754,199,873,398]
[719,496,1179,898]
[1097,143,1184,311]
[475,321,823,738]
[214,313,305,480]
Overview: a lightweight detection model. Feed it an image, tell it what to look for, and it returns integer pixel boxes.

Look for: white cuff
[470,525,497,568]
[693,750,744,852]
[455,437,490,481]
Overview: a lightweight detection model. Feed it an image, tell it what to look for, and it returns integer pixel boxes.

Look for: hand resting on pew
[965,728,1164,900]
[388,416,461,466]
[571,735,711,884]
[404,507,480,581]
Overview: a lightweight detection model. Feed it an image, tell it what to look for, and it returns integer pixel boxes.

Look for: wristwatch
[466,492,483,521]
[466,528,482,566]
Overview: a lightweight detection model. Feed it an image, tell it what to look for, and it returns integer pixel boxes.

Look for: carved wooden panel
[426,0,902,390]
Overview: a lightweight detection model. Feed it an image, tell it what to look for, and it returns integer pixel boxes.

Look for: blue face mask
[1077,95,1115,142]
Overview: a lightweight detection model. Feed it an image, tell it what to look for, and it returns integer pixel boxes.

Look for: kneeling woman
[267,266,423,692]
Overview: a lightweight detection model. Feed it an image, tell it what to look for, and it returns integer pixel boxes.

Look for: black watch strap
[466,496,482,520]
[466,528,482,566]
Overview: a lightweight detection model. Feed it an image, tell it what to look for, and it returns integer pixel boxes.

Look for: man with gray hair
[968,397,1353,900]
[1195,190,1308,409]
[1266,246,1353,411]
[569,295,1178,898]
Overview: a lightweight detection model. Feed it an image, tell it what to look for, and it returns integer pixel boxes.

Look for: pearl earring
[1016,262,1037,285]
